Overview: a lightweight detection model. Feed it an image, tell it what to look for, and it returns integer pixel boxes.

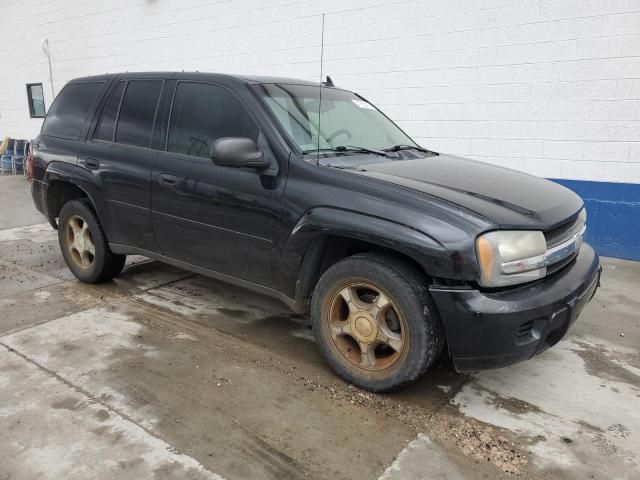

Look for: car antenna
[322,75,334,87]
[316,13,325,166]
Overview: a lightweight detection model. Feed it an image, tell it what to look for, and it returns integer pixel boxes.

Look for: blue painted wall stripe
[551,179,640,261]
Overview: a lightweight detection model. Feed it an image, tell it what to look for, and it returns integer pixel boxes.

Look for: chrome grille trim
[543,224,585,266]
[501,224,586,275]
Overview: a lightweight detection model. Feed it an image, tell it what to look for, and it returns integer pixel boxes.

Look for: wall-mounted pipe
[41,38,55,99]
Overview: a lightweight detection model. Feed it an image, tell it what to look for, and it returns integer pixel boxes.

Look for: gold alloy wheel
[65,215,96,269]
[327,282,407,371]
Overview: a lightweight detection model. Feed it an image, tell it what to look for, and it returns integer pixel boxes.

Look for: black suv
[30,72,601,391]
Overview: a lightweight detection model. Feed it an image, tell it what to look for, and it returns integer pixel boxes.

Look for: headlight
[476,230,547,287]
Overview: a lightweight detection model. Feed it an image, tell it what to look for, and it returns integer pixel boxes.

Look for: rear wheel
[311,253,444,392]
[58,199,125,283]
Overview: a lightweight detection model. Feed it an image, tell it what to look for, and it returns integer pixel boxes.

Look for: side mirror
[210,137,269,170]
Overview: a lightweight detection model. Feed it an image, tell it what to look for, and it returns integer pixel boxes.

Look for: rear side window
[42,82,104,139]
[94,82,125,142]
[115,80,163,148]
[167,82,258,159]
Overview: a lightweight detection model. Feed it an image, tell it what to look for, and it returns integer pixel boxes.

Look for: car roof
[69,72,321,87]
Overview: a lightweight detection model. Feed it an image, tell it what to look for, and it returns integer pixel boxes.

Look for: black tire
[58,199,126,283]
[310,253,444,392]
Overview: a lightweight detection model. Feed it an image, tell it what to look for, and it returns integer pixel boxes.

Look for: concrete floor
[0,174,638,479]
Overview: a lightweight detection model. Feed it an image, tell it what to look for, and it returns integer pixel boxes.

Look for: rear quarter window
[42,82,104,139]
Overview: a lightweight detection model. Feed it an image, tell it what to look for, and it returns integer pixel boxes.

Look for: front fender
[278,206,455,298]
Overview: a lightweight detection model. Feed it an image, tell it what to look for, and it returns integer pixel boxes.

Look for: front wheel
[58,199,126,283]
[310,253,444,392]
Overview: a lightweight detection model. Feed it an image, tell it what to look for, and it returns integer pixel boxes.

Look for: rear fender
[43,162,101,228]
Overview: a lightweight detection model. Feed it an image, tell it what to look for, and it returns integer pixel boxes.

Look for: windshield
[254,83,416,153]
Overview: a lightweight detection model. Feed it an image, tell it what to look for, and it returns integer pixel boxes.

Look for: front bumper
[430,243,601,371]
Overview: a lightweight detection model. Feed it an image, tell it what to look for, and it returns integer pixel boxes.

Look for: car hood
[349,154,584,229]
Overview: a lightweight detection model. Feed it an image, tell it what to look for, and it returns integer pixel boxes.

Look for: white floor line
[378,433,463,480]
[0,222,57,243]
[0,307,226,480]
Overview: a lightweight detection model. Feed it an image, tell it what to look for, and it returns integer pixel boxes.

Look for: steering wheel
[326,129,351,144]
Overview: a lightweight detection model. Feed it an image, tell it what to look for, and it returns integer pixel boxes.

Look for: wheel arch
[282,207,448,313]
[43,161,105,229]
[46,172,95,229]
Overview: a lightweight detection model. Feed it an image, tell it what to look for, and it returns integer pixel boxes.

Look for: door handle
[159,173,180,188]
[81,157,100,170]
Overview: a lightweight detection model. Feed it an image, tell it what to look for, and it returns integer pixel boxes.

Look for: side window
[115,80,163,148]
[42,82,104,139]
[167,82,258,159]
[94,82,125,142]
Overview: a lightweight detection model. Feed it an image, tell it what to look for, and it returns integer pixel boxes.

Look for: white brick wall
[1,0,640,182]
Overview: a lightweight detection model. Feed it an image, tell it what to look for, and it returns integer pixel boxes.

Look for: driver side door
[151,81,281,286]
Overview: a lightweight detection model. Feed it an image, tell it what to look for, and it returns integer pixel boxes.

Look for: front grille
[539,208,586,277]
[544,212,584,248]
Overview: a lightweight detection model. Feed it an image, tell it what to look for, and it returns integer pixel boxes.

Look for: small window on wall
[27,83,46,118]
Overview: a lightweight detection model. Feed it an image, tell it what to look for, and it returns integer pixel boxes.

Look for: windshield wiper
[383,144,435,154]
[303,145,390,157]
[334,145,391,157]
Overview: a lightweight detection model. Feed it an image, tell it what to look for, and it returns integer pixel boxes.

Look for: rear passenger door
[79,78,164,252]
[151,81,280,286]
